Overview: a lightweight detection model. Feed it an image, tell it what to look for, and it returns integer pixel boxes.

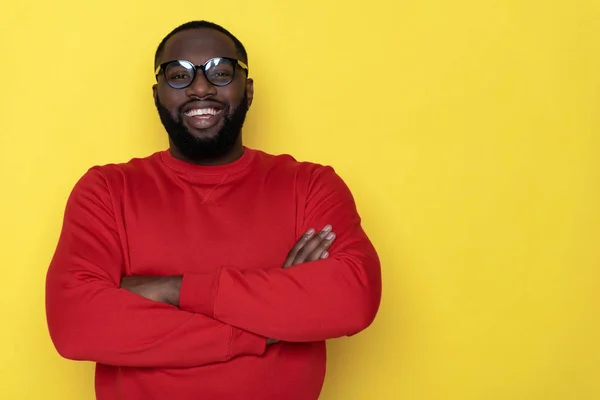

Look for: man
[45,20,381,400]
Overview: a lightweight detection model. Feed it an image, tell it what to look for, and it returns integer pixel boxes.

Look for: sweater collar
[160,146,255,176]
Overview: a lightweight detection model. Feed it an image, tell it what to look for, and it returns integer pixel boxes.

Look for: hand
[120,276,182,306]
[283,225,336,268]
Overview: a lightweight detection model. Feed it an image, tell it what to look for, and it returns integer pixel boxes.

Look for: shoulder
[93,151,163,180]
[250,148,351,198]
[71,151,164,198]
[250,148,339,181]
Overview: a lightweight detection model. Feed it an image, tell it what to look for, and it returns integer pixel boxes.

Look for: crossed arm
[120,225,338,344]
[120,224,336,308]
[46,166,381,369]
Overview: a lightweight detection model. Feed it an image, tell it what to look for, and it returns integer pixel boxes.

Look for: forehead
[160,28,238,65]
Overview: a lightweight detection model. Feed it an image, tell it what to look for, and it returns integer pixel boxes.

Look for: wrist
[161,276,183,307]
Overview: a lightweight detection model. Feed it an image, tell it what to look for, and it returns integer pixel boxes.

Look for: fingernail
[305,228,315,236]
[326,232,335,240]
[321,251,329,259]
[322,225,332,233]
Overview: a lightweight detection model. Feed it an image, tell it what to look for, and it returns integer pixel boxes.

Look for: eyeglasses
[155,57,249,89]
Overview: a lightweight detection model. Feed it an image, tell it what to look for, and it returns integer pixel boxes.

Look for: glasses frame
[155,57,249,89]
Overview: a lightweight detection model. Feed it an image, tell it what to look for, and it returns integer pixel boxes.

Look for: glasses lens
[164,61,194,89]
[205,58,235,86]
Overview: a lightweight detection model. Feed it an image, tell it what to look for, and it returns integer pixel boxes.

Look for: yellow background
[1,0,599,399]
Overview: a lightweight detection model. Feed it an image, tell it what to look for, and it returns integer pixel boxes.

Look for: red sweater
[46,148,381,400]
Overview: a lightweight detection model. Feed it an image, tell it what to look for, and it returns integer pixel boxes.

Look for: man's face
[153,28,254,162]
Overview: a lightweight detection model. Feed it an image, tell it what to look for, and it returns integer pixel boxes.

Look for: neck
[168,136,244,166]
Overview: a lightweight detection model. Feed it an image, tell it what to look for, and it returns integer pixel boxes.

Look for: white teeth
[185,108,220,116]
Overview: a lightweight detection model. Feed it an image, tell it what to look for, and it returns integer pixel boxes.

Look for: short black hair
[154,20,248,69]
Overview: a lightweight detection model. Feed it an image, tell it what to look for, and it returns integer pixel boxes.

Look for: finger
[282,228,315,268]
[305,232,336,262]
[292,225,333,265]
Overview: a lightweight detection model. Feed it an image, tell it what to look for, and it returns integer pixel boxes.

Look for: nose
[185,70,217,98]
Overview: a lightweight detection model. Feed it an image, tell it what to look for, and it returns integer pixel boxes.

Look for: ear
[152,84,158,106]
[246,78,254,108]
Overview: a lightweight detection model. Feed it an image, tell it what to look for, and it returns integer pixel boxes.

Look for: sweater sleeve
[45,168,266,368]
[179,165,382,342]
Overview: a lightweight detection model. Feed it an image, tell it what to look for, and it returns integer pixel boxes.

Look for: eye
[169,73,191,80]
[165,63,194,81]
[209,70,233,77]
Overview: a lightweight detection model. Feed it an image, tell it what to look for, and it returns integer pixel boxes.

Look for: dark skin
[152,28,253,166]
[122,28,337,344]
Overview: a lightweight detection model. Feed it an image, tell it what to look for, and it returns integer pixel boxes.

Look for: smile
[184,108,222,117]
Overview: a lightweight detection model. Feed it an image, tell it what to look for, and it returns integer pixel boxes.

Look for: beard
[155,92,248,163]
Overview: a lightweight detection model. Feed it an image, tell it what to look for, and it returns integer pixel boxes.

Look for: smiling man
[45,21,381,400]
